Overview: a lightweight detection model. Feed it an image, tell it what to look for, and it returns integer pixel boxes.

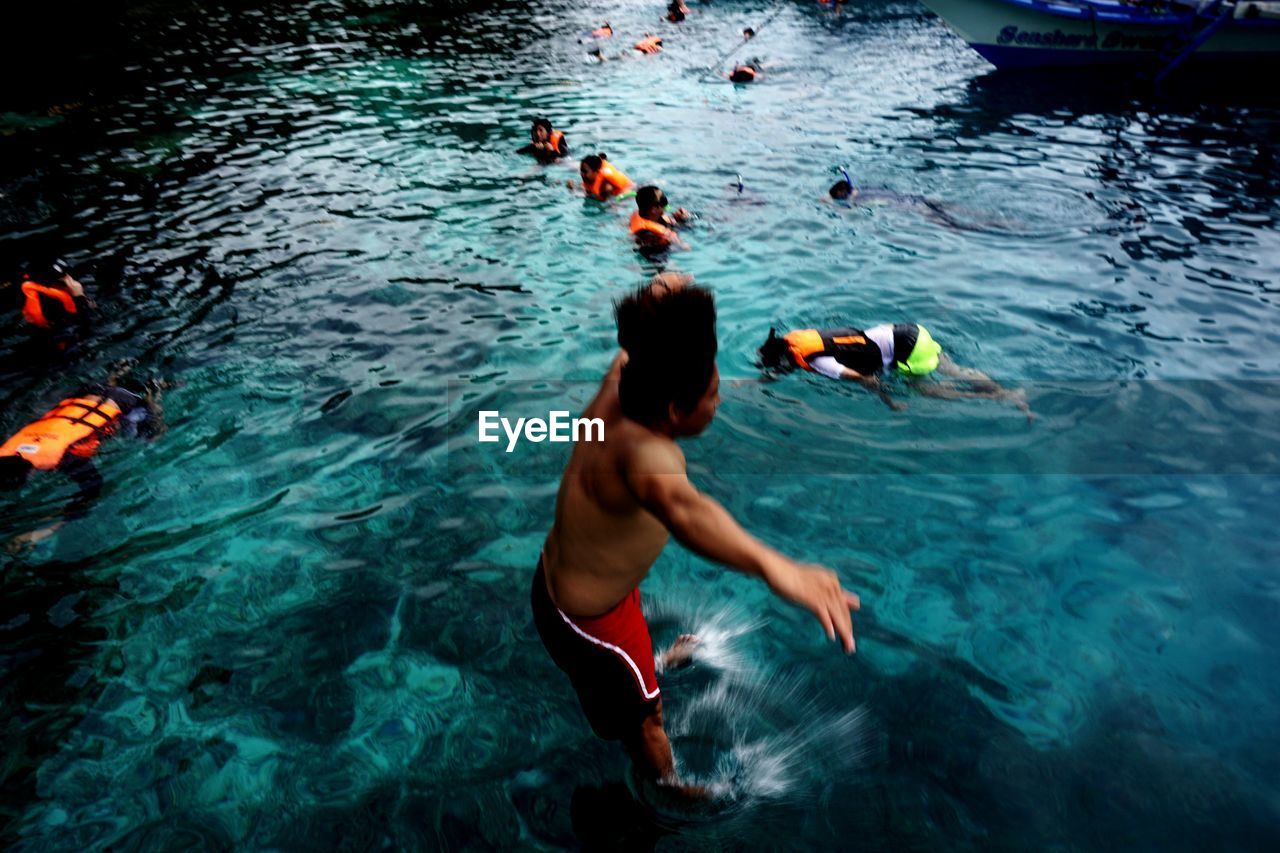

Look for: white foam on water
[654,604,764,680]
[642,603,871,814]
[667,676,871,807]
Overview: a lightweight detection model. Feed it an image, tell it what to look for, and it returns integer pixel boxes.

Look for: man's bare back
[542,352,677,617]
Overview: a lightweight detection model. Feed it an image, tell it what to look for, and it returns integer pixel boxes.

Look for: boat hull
[921,0,1280,69]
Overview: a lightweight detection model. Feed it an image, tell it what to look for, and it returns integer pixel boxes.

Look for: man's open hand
[764,559,861,653]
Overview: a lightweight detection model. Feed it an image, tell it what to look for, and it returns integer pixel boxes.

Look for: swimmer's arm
[625,446,859,652]
[812,358,904,411]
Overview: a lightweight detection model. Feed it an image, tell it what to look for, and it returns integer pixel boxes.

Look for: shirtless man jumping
[531,278,860,792]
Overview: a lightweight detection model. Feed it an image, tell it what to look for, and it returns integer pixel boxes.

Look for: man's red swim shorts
[531,558,660,741]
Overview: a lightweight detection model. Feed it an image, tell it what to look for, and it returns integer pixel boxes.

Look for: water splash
[670,677,870,806]
[647,602,870,809]
[652,602,763,681]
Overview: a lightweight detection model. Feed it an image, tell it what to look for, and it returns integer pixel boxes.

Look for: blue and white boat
[920,0,1280,74]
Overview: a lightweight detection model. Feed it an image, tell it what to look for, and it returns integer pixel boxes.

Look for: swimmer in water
[9,259,93,351]
[667,1,690,23]
[571,154,636,201]
[630,185,691,256]
[517,118,570,164]
[743,28,756,40]
[1,359,168,552]
[634,34,664,54]
[757,325,1032,419]
[533,282,860,798]
[827,171,965,228]
[726,60,768,83]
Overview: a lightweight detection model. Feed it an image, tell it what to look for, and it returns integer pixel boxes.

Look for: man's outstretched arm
[626,447,860,652]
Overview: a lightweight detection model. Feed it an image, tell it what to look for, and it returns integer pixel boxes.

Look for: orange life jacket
[629,211,676,245]
[587,161,634,200]
[783,329,873,372]
[549,129,565,155]
[634,36,663,54]
[20,280,78,329]
[0,396,123,471]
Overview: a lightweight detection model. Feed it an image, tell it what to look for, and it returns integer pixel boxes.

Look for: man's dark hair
[757,327,795,373]
[0,456,34,490]
[532,118,552,133]
[615,285,717,425]
[829,180,853,200]
[636,185,665,212]
[581,154,605,170]
[729,66,756,83]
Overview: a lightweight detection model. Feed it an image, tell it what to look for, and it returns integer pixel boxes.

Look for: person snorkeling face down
[756,326,1032,418]
[0,359,170,551]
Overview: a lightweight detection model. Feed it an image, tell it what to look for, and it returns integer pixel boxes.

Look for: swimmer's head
[615,284,719,435]
[0,456,34,491]
[23,258,70,285]
[743,28,755,39]
[729,65,757,84]
[636,185,668,217]
[531,118,552,142]
[757,328,796,374]
[829,180,855,201]
[580,154,606,183]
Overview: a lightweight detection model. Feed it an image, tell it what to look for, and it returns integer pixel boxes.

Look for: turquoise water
[2,0,1278,848]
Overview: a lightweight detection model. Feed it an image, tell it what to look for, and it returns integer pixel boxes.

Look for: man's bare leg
[624,699,708,799]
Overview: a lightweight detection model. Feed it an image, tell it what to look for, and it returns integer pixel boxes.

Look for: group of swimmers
[525,2,1035,800]
[1,261,169,552]
[578,4,766,83]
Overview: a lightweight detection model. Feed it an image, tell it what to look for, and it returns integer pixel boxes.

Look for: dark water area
[1,0,1278,850]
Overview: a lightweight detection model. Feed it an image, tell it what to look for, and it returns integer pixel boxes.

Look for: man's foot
[659,634,699,670]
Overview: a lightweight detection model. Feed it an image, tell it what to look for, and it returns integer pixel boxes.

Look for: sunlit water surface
[1,0,1278,848]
